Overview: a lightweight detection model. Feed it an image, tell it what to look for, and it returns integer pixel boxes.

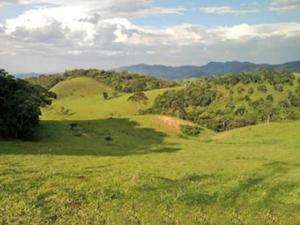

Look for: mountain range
[14,60,300,80]
[118,60,300,79]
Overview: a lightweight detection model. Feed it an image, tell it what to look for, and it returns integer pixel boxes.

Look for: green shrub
[257,85,268,93]
[274,84,284,92]
[128,92,149,104]
[244,95,251,102]
[288,92,300,107]
[248,87,254,94]
[279,99,291,108]
[103,92,109,100]
[181,125,203,136]
[237,86,245,94]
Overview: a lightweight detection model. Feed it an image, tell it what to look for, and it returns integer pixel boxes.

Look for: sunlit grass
[0,76,299,224]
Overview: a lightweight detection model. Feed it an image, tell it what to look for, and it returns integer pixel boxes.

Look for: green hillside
[42,77,178,120]
[150,70,300,131]
[51,77,113,99]
[26,69,177,92]
[0,71,299,224]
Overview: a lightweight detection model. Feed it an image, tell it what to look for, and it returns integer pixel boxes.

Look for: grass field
[0,77,299,224]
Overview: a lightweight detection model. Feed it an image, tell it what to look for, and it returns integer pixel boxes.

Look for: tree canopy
[147,70,300,131]
[0,69,56,139]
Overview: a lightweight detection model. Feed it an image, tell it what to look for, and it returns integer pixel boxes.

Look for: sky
[0,0,299,73]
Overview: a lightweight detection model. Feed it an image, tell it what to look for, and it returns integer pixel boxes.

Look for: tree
[237,86,245,94]
[244,95,251,102]
[257,85,268,93]
[128,92,149,104]
[288,92,300,107]
[255,99,277,123]
[274,84,284,92]
[248,87,254,94]
[0,69,55,139]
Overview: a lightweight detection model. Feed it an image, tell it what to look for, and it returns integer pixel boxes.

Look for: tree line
[146,69,300,131]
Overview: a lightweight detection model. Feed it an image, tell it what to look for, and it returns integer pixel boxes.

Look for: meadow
[0,74,299,225]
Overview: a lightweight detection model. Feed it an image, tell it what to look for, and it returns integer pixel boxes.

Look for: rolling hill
[42,77,180,120]
[119,60,300,79]
[0,73,299,224]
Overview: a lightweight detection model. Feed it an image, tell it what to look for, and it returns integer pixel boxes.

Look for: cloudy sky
[0,0,300,73]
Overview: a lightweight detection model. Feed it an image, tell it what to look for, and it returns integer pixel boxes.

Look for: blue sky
[134,0,300,27]
[0,0,299,73]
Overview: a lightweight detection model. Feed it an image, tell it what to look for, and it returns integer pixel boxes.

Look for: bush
[279,99,291,108]
[257,85,268,93]
[248,87,254,94]
[128,92,149,103]
[237,86,245,94]
[181,125,203,136]
[288,92,300,107]
[103,92,109,100]
[244,95,251,102]
[274,84,284,92]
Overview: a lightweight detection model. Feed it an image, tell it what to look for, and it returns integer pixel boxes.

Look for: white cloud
[2,14,299,55]
[199,6,259,15]
[67,50,83,55]
[212,23,300,41]
[269,0,300,12]
[4,0,185,19]
[0,1,299,73]
[4,6,97,46]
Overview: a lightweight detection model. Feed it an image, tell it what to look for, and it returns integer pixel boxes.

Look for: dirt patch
[153,116,194,134]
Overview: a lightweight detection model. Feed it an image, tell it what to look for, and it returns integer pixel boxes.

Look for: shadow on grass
[0,118,180,156]
[135,162,300,210]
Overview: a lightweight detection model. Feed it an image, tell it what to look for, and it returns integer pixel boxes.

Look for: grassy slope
[0,76,299,224]
[43,77,175,120]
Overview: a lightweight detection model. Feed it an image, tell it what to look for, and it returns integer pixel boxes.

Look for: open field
[0,76,299,224]
[1,117,300,224]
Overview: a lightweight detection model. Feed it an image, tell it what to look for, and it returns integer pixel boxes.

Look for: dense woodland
[147,69,300,131]
[27,69,177,93]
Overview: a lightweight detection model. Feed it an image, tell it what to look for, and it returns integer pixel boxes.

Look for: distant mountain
[118,60,300,79]
[14,72,41,79]
[117,64,203,79]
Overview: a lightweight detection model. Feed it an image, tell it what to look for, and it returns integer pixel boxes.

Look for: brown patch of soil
[153,115,194,134]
